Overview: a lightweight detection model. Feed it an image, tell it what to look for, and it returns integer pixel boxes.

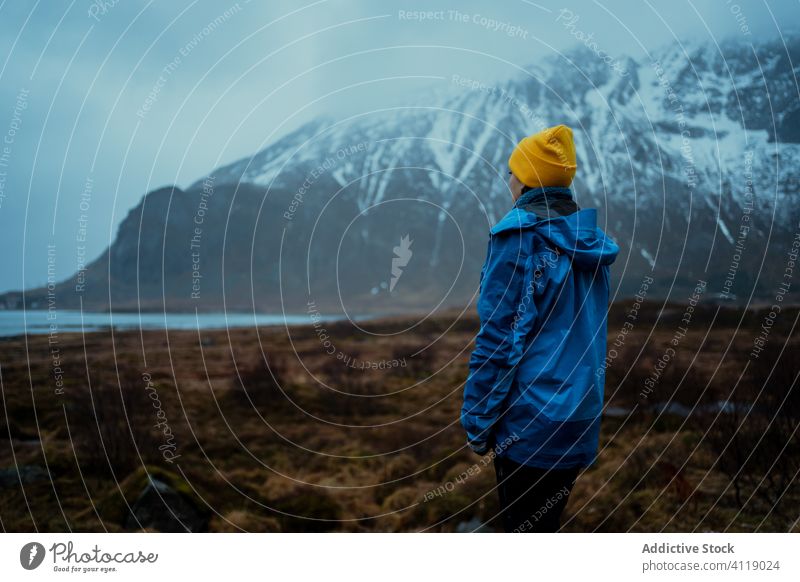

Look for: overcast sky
[0,0,796,294]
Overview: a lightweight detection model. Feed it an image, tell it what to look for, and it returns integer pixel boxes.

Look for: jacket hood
[492,207,619,270]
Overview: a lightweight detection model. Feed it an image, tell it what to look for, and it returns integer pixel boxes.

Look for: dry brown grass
[0,302,797,531]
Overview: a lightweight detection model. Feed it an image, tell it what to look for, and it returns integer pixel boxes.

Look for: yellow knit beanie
[508,125,577,188]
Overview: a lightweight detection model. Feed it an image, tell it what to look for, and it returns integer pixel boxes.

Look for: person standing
[461,125,619,532]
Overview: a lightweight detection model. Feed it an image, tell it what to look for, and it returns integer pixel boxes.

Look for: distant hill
[4,35,799,313]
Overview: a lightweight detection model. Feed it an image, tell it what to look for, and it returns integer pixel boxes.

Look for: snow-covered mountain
[7,35,799,313]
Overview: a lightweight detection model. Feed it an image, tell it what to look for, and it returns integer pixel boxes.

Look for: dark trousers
[493,455,580,532]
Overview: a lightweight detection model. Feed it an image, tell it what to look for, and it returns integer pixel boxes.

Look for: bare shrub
[65,366,163,476]
[700,344,800,517]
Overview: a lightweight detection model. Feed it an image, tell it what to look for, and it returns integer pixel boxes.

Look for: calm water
[0,310,338,337]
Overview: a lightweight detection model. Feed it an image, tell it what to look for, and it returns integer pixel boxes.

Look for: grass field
[1,301,798,532]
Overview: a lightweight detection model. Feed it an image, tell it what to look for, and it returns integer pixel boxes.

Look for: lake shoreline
[0,309,382,338]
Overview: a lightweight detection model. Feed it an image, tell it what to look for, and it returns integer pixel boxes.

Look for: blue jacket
[461,187,620,469]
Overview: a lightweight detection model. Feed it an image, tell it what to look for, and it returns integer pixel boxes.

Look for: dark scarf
[514,186,580,218]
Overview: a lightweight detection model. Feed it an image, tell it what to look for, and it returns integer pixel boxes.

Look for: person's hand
[467,435,494,456]
[468,441,489,455]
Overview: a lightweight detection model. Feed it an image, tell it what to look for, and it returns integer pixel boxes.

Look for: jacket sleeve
[461,230,533,453]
